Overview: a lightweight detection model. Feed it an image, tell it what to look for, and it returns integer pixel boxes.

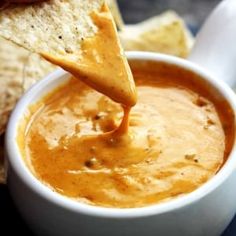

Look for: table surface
[2,0,236,235]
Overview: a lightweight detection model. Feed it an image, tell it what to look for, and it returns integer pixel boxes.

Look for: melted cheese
[18,62,234,208]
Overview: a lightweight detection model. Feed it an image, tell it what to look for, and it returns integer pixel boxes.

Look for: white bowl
[5,52,236,236]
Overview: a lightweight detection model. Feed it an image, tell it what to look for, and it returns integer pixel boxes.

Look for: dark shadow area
[1,185,33,235]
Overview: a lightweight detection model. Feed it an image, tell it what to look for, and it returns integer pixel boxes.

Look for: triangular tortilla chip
[119,11,194,58]
[0,0,137,106]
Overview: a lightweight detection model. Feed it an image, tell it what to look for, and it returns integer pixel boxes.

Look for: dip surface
[18,61,234,208]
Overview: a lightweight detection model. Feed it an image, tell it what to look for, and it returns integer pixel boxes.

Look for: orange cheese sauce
[18,61,235,208]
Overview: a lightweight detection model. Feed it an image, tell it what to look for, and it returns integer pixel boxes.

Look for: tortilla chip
[0,0,103,61]
[0,1,136,106]
[0,37,26,135]
[0,37,56,135]
[106,0,124,30]
[119,11,194,58]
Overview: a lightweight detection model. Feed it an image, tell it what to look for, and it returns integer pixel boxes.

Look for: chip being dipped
[0,0,137,107]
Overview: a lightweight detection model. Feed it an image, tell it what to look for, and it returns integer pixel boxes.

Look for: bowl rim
[5,51,236,218]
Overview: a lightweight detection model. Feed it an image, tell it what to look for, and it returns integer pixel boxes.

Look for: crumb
[207,118,215,125]
[84,157,97,168]
[65,47,73,53]
[185,154,196,160]
[195,96,208,107]
[90,146,96,153]
[94,114,101,120]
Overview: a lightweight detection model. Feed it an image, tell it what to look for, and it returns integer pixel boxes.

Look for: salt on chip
[119,11,194,58]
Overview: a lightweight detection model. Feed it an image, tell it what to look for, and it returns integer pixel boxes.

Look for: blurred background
[118,0,220,34]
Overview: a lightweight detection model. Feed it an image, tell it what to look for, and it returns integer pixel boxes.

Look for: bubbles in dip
[18,61,234,208]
